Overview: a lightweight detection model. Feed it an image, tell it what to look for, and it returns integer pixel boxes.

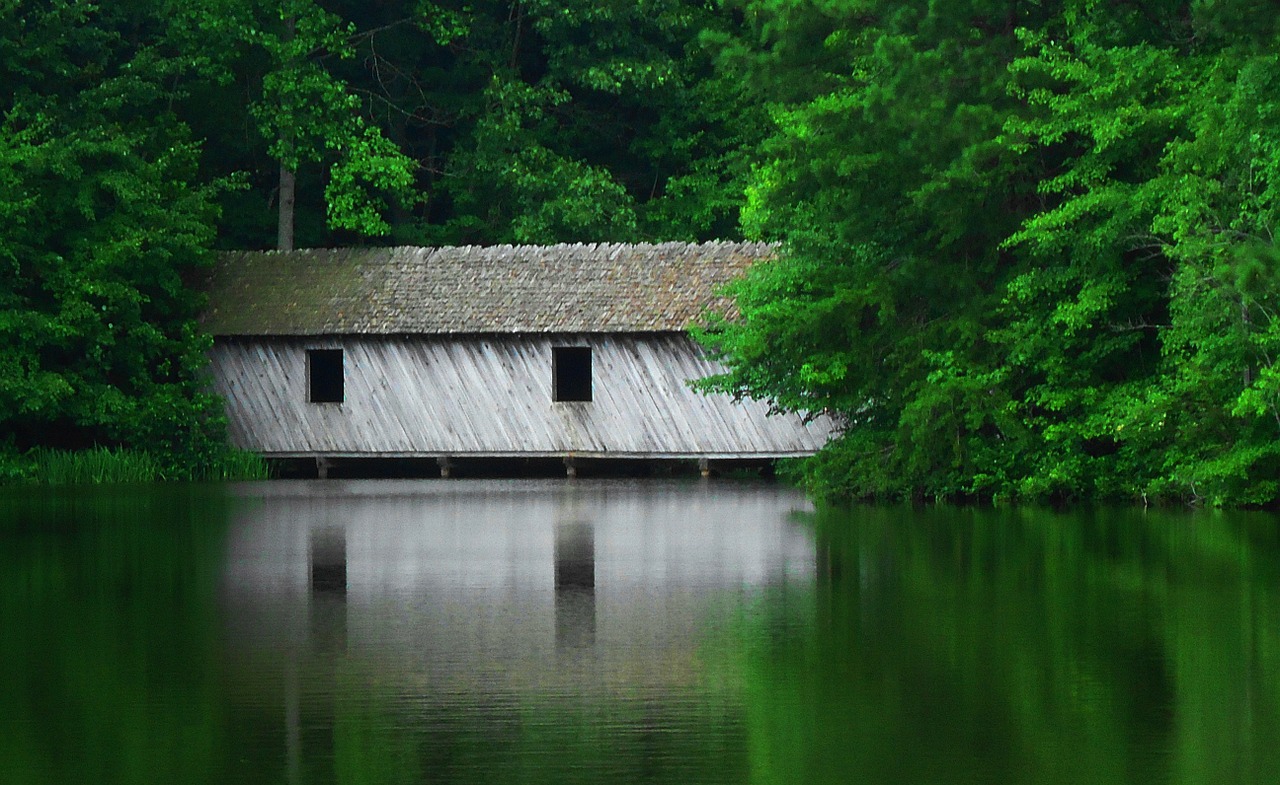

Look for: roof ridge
[220,240,775,255]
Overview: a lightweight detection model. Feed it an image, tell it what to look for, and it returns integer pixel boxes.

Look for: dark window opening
[308,349,344,403]
[553,346,592,402]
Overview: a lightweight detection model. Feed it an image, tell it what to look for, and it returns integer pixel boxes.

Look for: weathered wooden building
[202,242,835,475]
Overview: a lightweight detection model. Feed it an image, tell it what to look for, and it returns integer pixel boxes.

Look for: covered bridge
[201,242,835,476]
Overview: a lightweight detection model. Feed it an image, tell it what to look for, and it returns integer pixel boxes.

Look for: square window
[308,349,344,403]
[553,346,592,402]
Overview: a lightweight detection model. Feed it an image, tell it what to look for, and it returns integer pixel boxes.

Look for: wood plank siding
[209,334,835,458]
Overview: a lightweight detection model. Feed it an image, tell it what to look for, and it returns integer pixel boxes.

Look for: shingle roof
[200,242,771,336]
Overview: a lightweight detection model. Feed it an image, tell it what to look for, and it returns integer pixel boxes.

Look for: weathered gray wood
[209,334,836,458]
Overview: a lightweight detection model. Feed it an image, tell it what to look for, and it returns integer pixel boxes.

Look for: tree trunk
[277,13,297,251]
[278,163,295,251]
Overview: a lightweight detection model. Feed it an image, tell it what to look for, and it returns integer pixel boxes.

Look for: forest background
[2,0,1279,505]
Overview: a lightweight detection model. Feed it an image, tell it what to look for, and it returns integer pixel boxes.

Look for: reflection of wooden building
[218,481,817,693]
[200,243,836,473]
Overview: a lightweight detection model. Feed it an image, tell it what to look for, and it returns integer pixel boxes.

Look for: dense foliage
[0,1,231,476]
[697,0,1280,506]
[3,0,1279,502]
[186,0,758,248]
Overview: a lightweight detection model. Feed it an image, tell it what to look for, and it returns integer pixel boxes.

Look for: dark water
[2,481,1279,784]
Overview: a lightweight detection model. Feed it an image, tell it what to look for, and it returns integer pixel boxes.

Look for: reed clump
[30,446,161,484]
[199,449,272,482]
[3,447,270,485]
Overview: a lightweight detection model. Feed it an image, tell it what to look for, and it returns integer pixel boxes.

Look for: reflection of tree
[321,687,749,785]
[741,506,1280,785]
[0,489,230,784]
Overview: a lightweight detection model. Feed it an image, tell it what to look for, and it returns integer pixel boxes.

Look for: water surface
[2,481,1278,784]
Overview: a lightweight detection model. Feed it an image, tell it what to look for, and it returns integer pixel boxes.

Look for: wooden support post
[564,457,577,478]
[316,456,331,480]
[698,457,710,478]
[437,456,453,479]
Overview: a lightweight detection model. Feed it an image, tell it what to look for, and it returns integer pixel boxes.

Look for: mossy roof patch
[200,242,772,336]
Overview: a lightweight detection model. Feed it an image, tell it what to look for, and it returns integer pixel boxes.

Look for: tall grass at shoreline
[3,447,270,485]
[30,447,161,485]
[199,449,272,482]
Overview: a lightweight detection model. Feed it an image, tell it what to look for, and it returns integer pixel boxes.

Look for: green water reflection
[2,485,1278,784]
[750,505,1280,785]
[0,487,229,784]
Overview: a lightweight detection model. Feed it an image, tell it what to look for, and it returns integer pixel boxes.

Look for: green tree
[427,0,757,244]
[697,0,1049,501]
[0,0,228,473]
[700,0,1280,506]
[194,0,758,248]
[1000,1,1280,503]
[169,0,420,249]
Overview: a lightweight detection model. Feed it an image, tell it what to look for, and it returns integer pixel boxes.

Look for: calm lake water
[2,479,1279,784]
